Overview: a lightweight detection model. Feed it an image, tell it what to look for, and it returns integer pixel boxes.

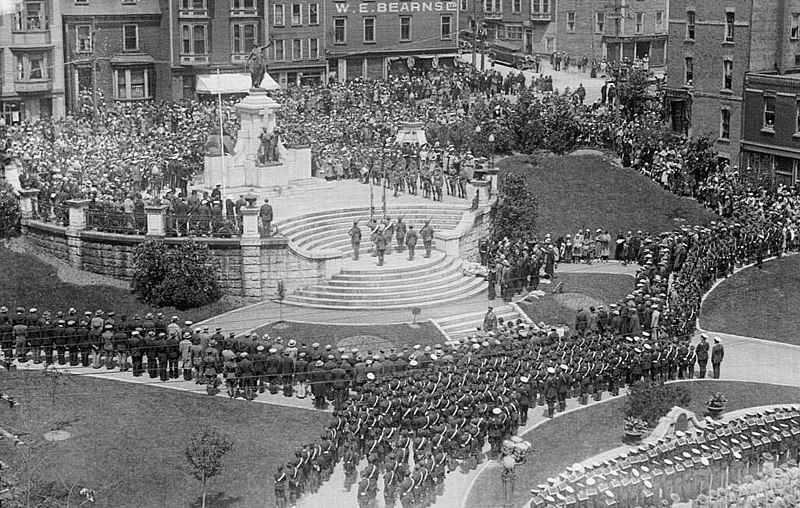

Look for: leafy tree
[0,181,21,238]
[184,426,234,508]
[625,380,691,426]
[617,68,661,121]
[491,164,538,242]
[131,241,222,310]
[683,134,721,185]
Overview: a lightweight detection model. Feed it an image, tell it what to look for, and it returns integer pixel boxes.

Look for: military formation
[533,407,800,507]
[348,216,434,266]
[363,142,477,203]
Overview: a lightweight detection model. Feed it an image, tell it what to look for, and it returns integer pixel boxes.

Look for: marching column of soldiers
[530,406,800,508]
[347,216,434,265]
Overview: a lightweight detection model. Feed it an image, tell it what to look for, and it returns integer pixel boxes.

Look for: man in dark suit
[696,333,710,378]
[260,198,273,237]
[711,337,724,379]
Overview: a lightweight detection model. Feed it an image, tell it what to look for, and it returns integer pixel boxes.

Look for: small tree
[274,281,288,329]
[184,426,233,508]
[0,181,21,239]
[625,380,691,426]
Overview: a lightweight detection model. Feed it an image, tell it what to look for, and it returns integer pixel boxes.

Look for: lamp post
[488,133,496,169]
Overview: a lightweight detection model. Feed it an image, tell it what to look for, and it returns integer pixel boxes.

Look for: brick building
[62,0,170,112]
[0,0,66,121]
[458,0,556,55]
[556,0,667,65]
[665,0,800,166]
[326,0,460,80]
[740,73,800,185]
[266,0,328,85]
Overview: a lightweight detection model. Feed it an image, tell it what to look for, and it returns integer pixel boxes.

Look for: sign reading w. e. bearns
[334,1,458,13]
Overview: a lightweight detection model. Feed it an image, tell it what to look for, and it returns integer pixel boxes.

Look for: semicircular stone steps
[281,251,487,310]
[433,304,530,341]
[276,205,468,255]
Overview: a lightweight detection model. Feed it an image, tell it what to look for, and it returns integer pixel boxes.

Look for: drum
[501,440,514,456]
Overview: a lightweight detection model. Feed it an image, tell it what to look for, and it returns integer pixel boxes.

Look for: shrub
[131,240,222,310]
[491,164,538,242]
[0,180,21,238]
[625,380,691,426]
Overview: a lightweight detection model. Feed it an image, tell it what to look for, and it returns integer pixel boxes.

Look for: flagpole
[217,67,226,197]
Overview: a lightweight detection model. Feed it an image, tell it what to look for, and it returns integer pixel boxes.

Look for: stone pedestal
[64,199,90,268]
[469,180,492,208]
[18,188,39,219]
[241,206,260,238]
[145,204,168,237]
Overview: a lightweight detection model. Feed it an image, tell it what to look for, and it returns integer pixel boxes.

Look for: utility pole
[91,17,99,118]
[472,0,478,67]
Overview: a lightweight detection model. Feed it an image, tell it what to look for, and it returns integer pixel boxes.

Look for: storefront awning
[195,72,279,94]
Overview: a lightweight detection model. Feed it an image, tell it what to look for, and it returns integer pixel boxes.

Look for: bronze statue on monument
[246,38,275,91]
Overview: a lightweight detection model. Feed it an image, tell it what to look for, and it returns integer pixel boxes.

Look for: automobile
[487,41,534,70]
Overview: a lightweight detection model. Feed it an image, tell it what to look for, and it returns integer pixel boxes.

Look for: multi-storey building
[0,0,65,121]
[164,0,271,100]
[62,0,170,112]
[665,0,800,166]
[325,0,460,80]
[459,0,557,55]
[267,0,328,85]
[556,0,668,65]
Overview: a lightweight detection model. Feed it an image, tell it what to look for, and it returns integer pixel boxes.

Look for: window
[512,0,521,13]
[720,108,731,140]
[273,39,285,61]
[76,25,92,53]
[16,52,48,81]
[595,12,605,33]
[334,18,346,44]
[231,0,255,11]
[309,38,319,59]
[684,56,693,84]
[274,5,285,26]
[75,0,88,4]
[567,12,576,32]
[291,3,302,25]
[441,15,452,39]
[181,0,207,9]
[725,12,735,42]
[15,1,47,31]
[792,14,800,40]
[232,23,257,54]
[484,0,501,13]
[532,0,550,15]
[655,11,664,33]
[686,11,695,40]
[764,95,776,129]
[506,25,523,40]
[115,68,152,100]
[292,39,302,60]
[796,100,800,133]
[400,16,412,41]
[635,12,643,34]
[363,17,375,43]
[309,3,319,25]
[122,24,139,51]
[181,24,207,55]
[461,0,467,10]
[723,59,733,90]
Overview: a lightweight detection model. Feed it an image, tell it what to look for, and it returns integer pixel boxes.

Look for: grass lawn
[0,247,235,324]
[518,273,634,326]
[0,370,329,508]
[499,153,718,239]
[464,380,800,508]
[249,320,445,351]
[700,255,800,346]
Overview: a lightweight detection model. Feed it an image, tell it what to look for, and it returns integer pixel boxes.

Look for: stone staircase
[222,177,333,199]
[282,251,486,310]
[275,204,467,256]
[434,303,531,341]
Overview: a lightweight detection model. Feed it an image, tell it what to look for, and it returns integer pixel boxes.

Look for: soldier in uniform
[374,226,388,266]
[348,221,362,261]
[405,225,418,260]
[420,220,434,258]
[395,216,406,253]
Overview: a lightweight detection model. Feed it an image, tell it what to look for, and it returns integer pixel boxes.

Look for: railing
[86,209,147,235]
[166,213,240,238]
[37,202,69,227]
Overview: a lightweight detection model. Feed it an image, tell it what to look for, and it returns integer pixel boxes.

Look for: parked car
[487,42,534,70]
